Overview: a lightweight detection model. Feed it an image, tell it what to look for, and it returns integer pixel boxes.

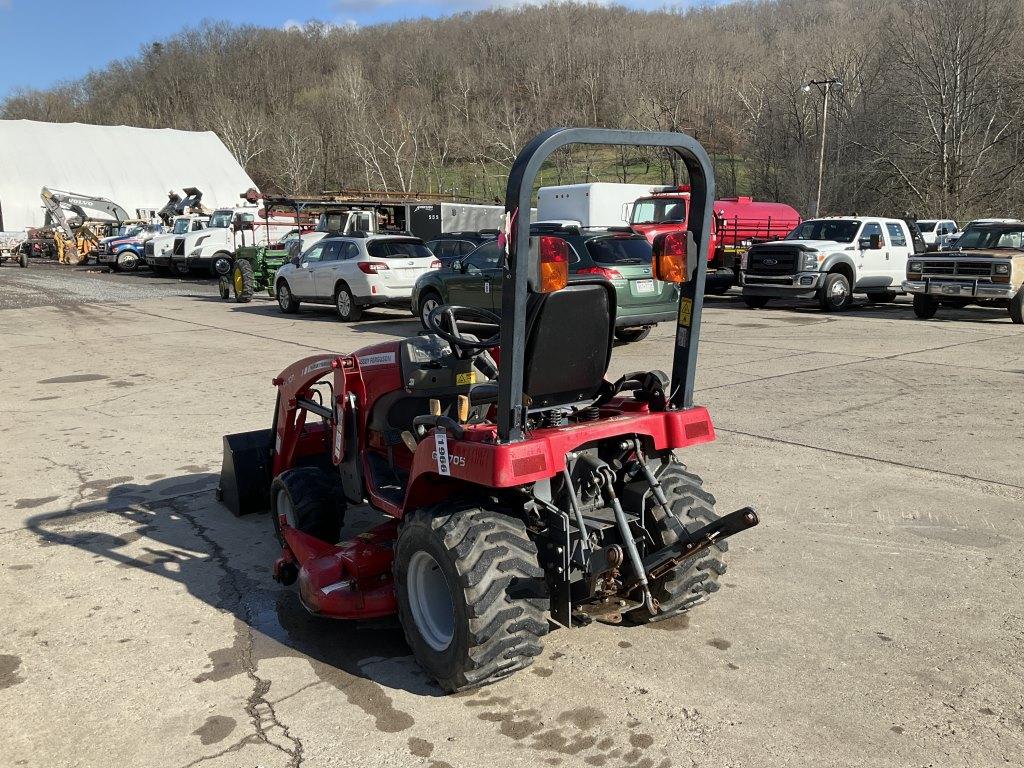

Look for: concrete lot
[1,263,1021,768]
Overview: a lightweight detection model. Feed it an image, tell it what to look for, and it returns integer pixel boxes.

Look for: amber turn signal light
[652,231,689,283]
[538,235,570,293]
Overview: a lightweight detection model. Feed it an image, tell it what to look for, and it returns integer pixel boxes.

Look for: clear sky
[0,0,670,101]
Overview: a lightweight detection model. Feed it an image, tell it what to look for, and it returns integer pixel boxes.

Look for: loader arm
[41,187,131,237]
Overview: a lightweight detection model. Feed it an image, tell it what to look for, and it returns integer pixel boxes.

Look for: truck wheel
[867,291,897,304]
[210,253,232,277]
[615,326,651,343]
[276,281,300,314]
[270,468,345,546]
[818,272,852,311]
[419,290,442,329]
[394,504,548,693]
[116,251,139,272]
[218,276,231,299]
[742,295,770,309]
[232,261,256,303]
[335,284,362,322]
[1010,289,1024,325]
[19,252,28,268]
[913,294,938,319]
[625,459,728,624]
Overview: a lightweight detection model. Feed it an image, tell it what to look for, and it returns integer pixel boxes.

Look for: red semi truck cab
[630,187,801,293]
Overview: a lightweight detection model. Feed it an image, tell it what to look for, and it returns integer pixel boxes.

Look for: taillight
[429,259,442,269]
[538,235,569,293]
[652,231,688,283]
[358,261,389,274]
[577,266,624,280]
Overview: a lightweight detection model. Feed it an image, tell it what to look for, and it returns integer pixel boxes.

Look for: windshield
[917,221,937,232]
[172,218,191,234]
[631,198,687,225]
[954,225,1024,250]
[367,239,433,259]
[586,236,652,265]
[786,219,860,243]
[209,211,233,228]
[317,212,357,233]
[121,225,143,238]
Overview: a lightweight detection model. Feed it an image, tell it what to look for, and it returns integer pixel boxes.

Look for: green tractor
[217,195,382,303]
[218,243,292,303]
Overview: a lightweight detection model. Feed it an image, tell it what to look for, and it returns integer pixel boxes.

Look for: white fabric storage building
[0,120,257,232]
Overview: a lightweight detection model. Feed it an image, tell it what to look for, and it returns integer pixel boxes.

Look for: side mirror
[651,230,690,283]
[451,259,463,273]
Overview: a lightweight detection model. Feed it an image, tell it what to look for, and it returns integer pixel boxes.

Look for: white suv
[274,234,440,321]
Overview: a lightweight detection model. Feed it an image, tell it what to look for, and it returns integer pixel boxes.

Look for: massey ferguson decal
[358,352,397,367]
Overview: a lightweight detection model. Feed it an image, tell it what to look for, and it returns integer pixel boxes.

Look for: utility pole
[802,78,842,218]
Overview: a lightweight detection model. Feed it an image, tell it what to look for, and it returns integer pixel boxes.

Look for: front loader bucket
[217,429,273,517]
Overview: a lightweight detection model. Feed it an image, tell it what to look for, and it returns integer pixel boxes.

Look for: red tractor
[631,187,801,294]
[218,128,759,692]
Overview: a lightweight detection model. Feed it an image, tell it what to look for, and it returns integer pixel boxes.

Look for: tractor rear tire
[394,504,548,692]
[270,467,346,546]
[913,294,938,319]
[232,260,256,303]
[625,459,728,624]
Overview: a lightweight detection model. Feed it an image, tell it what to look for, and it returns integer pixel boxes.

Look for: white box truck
[537,183,661,228]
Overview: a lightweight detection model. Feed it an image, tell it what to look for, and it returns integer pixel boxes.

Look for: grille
[172,237,185,256]
[920,260,994,279]
[746,244,800,275]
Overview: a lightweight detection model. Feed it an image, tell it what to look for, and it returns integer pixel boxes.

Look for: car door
[312,240,344,298]
[290,242,324,297]
[855,221,888,288]
[447,241,502,310]
[885,222,912,286]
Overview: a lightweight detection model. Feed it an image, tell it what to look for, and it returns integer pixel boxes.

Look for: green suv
[411,224,678,342]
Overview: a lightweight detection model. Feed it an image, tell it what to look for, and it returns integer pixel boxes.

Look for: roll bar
[497,128,716,443]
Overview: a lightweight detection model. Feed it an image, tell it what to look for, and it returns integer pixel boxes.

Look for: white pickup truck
[740,216,920,311]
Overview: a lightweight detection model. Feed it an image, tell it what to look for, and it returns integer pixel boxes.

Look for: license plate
[634,279,655,294]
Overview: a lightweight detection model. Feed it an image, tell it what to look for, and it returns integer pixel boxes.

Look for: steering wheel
[426,304,501,351]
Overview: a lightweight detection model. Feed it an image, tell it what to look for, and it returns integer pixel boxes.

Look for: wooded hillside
[4,0,1023,219]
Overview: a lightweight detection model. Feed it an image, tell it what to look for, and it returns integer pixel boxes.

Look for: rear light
[538,235,569,293]
[358,262,389,274]
[651,231,688,283]
[577,266,624,280]
[429,259,442,269]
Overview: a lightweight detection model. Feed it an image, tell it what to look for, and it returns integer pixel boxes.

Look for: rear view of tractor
[219,243,290,303]
[220,128,759,692]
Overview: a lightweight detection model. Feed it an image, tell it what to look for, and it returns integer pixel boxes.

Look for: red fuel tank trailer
[630,187,801,293]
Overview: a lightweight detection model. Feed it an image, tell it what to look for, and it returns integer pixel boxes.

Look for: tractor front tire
[232,260,256,303]
[395,504,548,692]
[218,276,231,299]
[19,251,28,268]
[270,468,346,546]
[625,460,728,624]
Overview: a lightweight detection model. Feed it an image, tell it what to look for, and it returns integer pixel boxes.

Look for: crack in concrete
[170,496,305,768]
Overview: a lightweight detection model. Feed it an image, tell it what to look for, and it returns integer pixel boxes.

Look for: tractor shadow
[25,474,440,701]
[711,295,1017,326]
